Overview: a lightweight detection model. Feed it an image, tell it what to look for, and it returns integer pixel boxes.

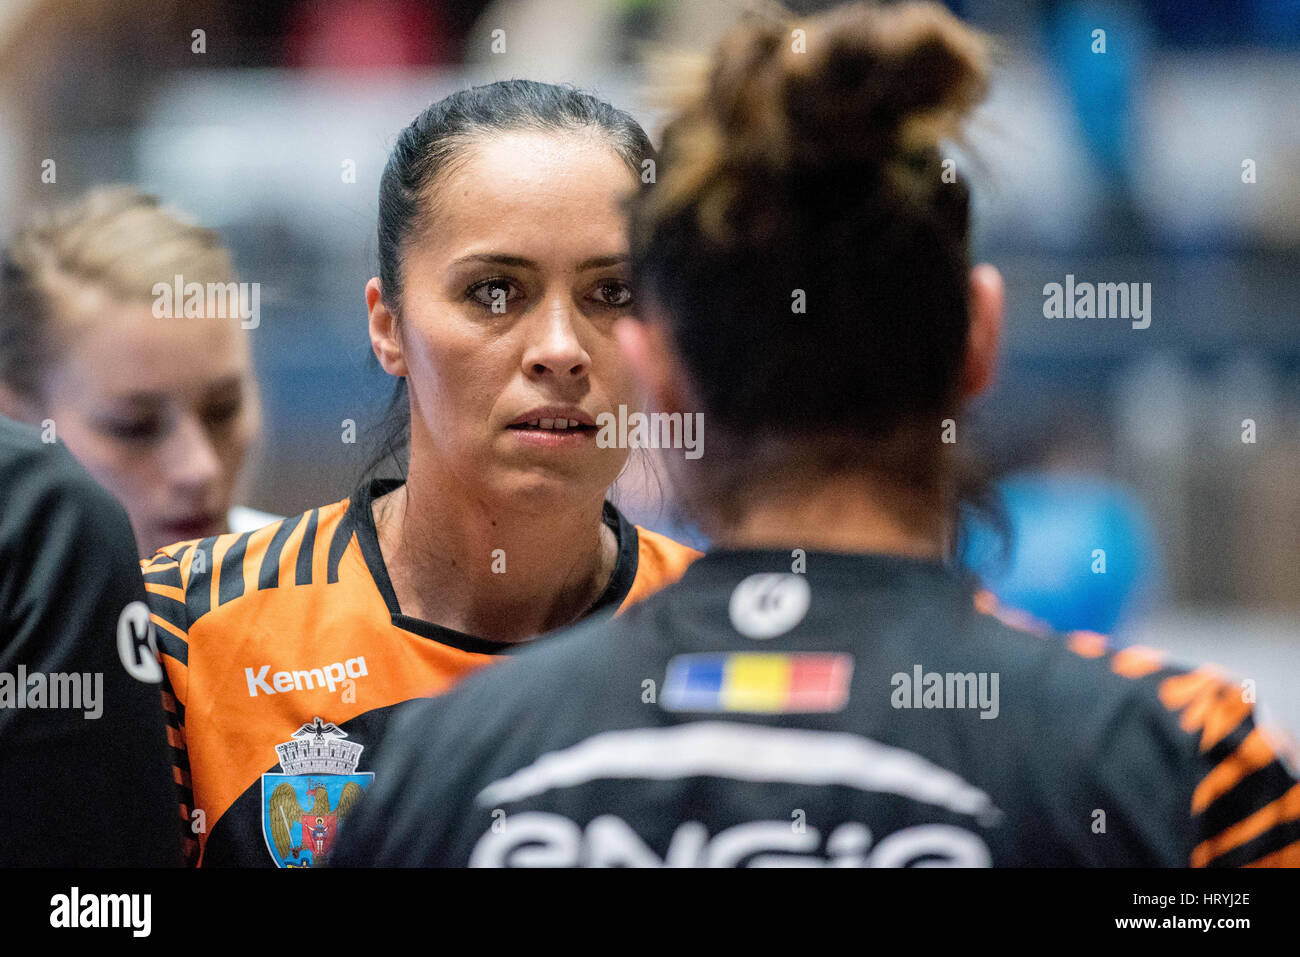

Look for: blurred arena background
[1,0,1297,732]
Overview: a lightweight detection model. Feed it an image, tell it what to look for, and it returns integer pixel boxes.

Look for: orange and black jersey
[334,549,1300,868]
[141,478,700,867]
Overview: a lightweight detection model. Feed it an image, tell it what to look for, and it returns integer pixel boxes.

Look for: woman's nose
[521,299,591,379]
[164,412,223,492]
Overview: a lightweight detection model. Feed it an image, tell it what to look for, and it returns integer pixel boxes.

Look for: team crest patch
[261,716,374,868]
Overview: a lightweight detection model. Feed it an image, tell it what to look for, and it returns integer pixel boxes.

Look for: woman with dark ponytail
[336,2,1299,868]
[140,80,699,867]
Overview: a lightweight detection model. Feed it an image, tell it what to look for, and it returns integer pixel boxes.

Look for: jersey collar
[678,546,976,593]
[347,478,639,654]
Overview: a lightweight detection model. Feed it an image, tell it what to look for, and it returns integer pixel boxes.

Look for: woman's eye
[100,418,162,442]
[592,280,633,308]
[202,400,242,429]
[467,278,521,310]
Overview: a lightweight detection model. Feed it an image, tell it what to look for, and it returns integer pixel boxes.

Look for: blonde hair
[0,185,238,400]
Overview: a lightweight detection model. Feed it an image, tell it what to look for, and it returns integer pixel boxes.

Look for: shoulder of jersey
[623,525,702,609]
[0,420,120,521]
[140,496,357,636]
[971,589,1266,759]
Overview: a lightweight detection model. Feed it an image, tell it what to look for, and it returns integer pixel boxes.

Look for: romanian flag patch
[661,652,853,714]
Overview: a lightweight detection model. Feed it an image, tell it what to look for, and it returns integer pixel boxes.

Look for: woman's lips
[506,425,596,448]
[506,409,598,449]
[507,407,597,428]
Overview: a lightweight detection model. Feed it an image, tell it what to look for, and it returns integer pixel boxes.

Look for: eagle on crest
[267,778,364,861]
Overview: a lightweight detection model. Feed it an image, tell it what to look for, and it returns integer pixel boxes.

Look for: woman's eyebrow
[450,253,536,269]
[449,253,630,270]
[200,375,245,399]
[576,254,630,270]
[106,375,243,408]
[100,389,164,405]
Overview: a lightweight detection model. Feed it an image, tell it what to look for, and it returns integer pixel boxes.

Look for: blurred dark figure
[0,415,180,866]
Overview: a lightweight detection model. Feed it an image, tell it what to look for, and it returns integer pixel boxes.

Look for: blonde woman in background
[0,186,276,555]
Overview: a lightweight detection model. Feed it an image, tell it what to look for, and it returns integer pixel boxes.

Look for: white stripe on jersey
[476,722,1002,823]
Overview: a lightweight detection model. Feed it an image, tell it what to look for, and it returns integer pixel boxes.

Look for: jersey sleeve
[328,694,465,866]
[1165,668,1300,867]
[141,542,201,865]
[0,423,181,866]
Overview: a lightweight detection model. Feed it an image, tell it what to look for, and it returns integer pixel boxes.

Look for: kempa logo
[152,273,260,329]
[50,887,150,937]
[595,405,704,459]
[0,666,102,719]
[890,665,999,719]
[1042,274,1152,329]
[245,656,367,697]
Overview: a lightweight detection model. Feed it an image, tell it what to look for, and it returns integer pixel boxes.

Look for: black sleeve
[0,417,183,866]
[332,623,613,867]
[332,694,478,867]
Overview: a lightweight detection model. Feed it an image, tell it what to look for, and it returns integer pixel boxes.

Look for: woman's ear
[614,312,694,416]
[366,278,408,378]
[959,263,1004,401]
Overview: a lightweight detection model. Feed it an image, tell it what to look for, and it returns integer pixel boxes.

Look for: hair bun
[708,1,990,178]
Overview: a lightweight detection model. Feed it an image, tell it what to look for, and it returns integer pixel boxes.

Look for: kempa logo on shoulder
[0,665,102,719]
[246,656,367,697]
[595,405,704,460]
[891,665,999,719]
[1042,274,1151,329]
[152,273,260,329]
[50,887,150,937]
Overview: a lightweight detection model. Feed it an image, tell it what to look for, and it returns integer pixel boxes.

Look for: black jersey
[333,548,1300,867]
[0,416,181,866]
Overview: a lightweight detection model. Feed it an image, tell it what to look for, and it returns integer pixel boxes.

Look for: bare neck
[715,476,948,559]
[372,469,618,644]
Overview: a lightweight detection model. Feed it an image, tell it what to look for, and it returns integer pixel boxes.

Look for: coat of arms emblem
[261,717,374,867]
